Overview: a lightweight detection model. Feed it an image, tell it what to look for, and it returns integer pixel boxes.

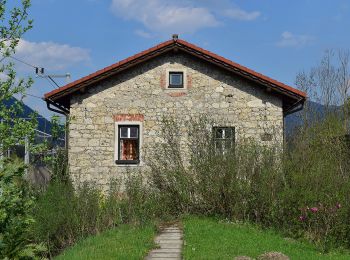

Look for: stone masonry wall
[68,52,283,188]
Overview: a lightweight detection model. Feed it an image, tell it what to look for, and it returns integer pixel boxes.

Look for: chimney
[172,34,179,41]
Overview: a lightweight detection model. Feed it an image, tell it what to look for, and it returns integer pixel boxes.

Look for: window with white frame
[116,125,140,164]
[213,127,235,155]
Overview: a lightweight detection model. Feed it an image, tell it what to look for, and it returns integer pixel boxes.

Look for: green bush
[146,115,350,252]
[30,113,350,255]
[147,117,283,220]
[32,174,161,257]
[0,159,45,259]
[32,180,121,257]
[119,173,161,224]
[276,115,350,251]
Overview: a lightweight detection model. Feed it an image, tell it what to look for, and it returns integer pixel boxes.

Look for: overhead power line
[47,75,60,88]
[1,51,38,69]
[41,76,57,90]
[7,53,37,68]
[24,93,44,100]
[1,51,65,90]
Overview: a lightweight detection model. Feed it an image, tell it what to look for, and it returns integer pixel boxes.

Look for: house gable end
[44,38,306,114]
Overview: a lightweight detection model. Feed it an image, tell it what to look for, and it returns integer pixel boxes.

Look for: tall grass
[146,114,350,251]
[32,113,350,256]
[31,175,161,257]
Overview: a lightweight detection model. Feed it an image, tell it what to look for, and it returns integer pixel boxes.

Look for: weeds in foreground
[10,114,350,257]
[146,115,350,252]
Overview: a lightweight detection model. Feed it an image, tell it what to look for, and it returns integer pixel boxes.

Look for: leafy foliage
[0,1,49,258]
[0,159,45,259]
[146,115,350,252]
[0,0,35,155]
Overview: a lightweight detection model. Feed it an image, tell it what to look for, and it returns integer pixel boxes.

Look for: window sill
[168,85,184,88]
[164,87,187,91]
[115,160,140,165]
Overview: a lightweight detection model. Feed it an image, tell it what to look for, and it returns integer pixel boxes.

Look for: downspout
[283,98,305,145]
[45,98,70,153]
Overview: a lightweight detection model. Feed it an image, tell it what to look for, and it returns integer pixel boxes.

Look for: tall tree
[0,1,46,258]
[0,0,36,158]
[295,49,350,131]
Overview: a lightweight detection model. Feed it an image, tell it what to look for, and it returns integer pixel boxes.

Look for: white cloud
[111,0,220,34]
[14,39,91,71]
[223,8,260,21]
[276,31,314,48]
[134,29,153,38]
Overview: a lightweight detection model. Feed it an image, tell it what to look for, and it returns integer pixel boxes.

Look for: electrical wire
[7,54,37,68]
[0,56,6,63]
[0,51,60,90]
[42,76,57,90]
[15,116,65,119]
[0,51,37,68]
[47,75,60,88]
[24,93,44,99]
[0,47,67,121]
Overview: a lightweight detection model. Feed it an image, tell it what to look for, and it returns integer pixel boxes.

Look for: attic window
[168,72,184,88]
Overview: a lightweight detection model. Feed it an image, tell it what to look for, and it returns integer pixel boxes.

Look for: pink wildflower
[310,207,318,213]
[299,215,306,222]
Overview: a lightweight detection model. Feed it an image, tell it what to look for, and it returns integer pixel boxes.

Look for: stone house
[44,36,306,187]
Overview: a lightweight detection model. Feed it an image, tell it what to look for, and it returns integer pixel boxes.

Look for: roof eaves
[44,38,306,106]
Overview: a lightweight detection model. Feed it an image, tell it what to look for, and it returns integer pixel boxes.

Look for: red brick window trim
[187,74,192,88]
[165,68,187,89]
[167,92,187,97]
[114,114,144,122]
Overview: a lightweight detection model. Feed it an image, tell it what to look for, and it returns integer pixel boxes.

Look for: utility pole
[35,68,71,85]
[24,136,29,175]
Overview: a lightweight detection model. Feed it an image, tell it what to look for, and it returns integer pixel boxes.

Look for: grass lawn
[55,224,156,260]
[183,216,350,260]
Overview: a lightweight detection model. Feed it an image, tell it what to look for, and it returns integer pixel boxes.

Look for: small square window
[169,72,184,88]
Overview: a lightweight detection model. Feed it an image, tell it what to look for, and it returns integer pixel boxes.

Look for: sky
[5,0,350,118]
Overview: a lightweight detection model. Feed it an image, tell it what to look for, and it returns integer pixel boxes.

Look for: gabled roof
[44,37,306,114]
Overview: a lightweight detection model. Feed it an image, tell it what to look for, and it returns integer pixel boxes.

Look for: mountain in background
[1,97,338,140]
[2,97,52,133]
[285,100,340,137]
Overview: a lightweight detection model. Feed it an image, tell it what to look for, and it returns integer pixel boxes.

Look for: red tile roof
[44,38,306,111]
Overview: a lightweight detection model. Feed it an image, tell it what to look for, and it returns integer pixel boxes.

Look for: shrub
[0,159,45,259]
[119,173,162,224]
[32,180,121,257]
[146,114,350,251]
[50,148,69,183]
[32,174,161,257]
[30,113,350,255]
[147,117,283,220]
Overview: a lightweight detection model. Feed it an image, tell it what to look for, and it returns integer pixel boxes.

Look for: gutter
[46,99,69,115]
[284,98,305,117]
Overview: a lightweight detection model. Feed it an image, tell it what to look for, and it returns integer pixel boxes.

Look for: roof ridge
[44,38,306,104]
